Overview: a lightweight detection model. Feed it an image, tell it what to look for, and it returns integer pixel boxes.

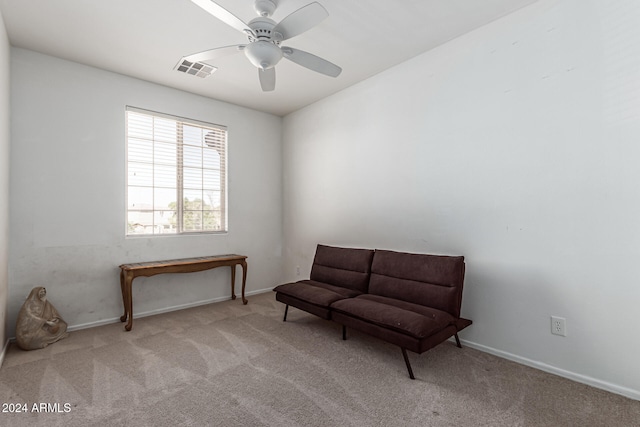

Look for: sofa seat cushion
[331,295,455,339]
[274,280,362,307]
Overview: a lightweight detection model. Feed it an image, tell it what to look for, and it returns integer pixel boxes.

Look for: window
[126,107,227,235]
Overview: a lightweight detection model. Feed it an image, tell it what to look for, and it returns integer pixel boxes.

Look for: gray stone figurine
[15,287,69,350]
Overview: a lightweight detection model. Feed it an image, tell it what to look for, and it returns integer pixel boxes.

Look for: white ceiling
[0,0,539,116]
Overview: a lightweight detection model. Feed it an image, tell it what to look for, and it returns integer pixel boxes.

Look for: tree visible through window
[126,107,227,235]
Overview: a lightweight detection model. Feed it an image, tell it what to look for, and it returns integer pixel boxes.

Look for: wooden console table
[119,254,248,331]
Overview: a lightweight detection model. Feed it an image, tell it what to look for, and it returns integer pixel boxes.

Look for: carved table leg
[124,272,134,331]
[241,260,248,305]
[119,269,128,323]
[230,265,237,300]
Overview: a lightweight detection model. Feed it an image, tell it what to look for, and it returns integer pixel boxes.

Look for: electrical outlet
[295,266,300,277]
[551,316,566,337]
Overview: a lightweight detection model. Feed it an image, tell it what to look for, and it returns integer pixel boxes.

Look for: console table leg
[230,265,237,300]
[124,273,134,331]
[119,270,128,323]
[240,260,248,305]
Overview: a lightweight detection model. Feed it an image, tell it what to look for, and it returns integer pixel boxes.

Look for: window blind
[126,107,227,235]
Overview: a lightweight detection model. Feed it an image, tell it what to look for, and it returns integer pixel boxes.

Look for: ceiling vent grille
[175,59,216,78]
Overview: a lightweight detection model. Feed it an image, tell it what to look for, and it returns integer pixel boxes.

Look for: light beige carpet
[0,291,638,426]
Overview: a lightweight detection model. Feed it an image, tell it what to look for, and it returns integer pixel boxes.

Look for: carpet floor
[0,291,638,426]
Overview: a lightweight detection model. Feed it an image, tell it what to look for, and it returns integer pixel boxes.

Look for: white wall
[282,0,640,399]
[9,48,283,334]
[0,9,10,355]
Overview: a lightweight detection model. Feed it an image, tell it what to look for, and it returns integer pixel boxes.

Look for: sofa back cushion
[368,250,466,317]
[309,245,375,293]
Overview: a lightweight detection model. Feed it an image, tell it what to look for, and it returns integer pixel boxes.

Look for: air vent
[175,59,216,78]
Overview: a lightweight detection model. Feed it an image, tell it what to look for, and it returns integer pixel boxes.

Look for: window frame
[125,106,228,237]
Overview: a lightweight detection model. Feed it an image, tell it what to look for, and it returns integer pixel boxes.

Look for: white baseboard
[67,287,275,332]
[460,339,640,401]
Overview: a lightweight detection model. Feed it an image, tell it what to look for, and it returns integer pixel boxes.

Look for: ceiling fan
[177,0,342,91]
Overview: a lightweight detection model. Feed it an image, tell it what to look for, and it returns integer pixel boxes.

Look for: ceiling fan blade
[190,0,254,37]
[259,67,276,92]
[182,45,246,64]
[272,2,328,41]
[282,47,342,77]
[182,44,245,62]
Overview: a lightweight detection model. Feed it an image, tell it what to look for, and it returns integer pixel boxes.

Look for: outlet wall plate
[551,316,566,337]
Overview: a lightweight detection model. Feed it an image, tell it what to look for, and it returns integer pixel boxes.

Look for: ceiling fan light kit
[180,0,342,91]
[244,41,283,70]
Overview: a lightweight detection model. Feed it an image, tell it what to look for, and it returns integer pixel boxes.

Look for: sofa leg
[454,333,462,348]
[283,305,289,322]
[401,348,415,380]
[342,325,347,341]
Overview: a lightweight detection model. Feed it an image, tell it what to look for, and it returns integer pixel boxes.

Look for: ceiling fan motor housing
[247,17,279,42]
[245,16,283,70]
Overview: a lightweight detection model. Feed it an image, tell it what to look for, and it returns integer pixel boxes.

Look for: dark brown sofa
[273,244,472,379]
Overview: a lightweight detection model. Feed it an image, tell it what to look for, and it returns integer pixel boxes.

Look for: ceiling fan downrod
[254,0,277,17]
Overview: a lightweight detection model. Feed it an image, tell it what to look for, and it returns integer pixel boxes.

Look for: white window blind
[126,107,227,235]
